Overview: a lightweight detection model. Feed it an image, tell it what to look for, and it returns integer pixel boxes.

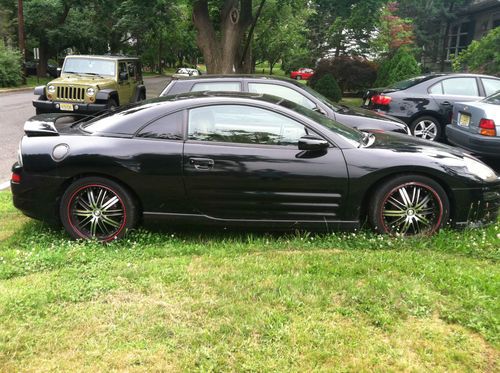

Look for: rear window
[389,75,437,90]
[81,101,166,134]
[483,92,500,105]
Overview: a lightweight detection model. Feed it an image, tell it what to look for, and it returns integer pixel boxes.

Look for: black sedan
[161,75,411,135]
[11,92,500,241]
[362,73,500,141]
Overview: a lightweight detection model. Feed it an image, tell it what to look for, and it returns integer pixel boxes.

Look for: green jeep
[33,55,146,115]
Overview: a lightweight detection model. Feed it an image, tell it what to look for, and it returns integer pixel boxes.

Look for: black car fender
[96,89,119,104]
[34,85,46,97]
[132,84,146,101]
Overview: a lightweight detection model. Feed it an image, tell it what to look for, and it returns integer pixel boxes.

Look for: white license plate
[459,113,470,127]
[60,103,74,111]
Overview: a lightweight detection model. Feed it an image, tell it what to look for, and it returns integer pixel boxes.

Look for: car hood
[367,131,465,158]
[51,75,116,87]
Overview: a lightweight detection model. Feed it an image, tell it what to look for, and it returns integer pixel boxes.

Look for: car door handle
[189,157,214,170]
[441,101,452,106]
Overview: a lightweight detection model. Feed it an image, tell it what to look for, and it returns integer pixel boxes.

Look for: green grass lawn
[0,190,499,371]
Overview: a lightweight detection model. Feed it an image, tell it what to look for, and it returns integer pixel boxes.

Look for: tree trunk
[37,40,49,77]
[192,0,254,74]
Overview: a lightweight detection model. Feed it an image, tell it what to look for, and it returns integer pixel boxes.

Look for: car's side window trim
[185,103,334,148]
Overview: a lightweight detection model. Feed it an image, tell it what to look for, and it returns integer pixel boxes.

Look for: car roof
[172,74,298,83]
[65,55,139,61]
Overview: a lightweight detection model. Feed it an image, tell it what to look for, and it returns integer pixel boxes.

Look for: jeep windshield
[62,58,116,77]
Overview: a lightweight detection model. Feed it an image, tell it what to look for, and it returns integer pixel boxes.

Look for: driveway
[0,76,169,187]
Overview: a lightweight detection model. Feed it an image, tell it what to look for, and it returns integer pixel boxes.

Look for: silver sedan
[446,91,500,157]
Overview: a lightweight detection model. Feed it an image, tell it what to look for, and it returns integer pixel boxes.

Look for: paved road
[0,76,169,185]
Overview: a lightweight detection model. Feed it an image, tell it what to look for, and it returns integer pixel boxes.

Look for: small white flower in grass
[497,233,500,239]
[127,263,132,267]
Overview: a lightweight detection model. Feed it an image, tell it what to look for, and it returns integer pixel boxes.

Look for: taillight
[371,95,392,106]
[479,118,496,137]
[11,173,21,183]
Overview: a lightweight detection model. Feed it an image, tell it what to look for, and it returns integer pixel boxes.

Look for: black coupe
[11,92,500,241]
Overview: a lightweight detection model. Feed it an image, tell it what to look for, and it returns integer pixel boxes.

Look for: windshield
[63,58,116,76]
[276,99,362,146]
[483,91,500,105]
[388,75,438,90]
[299,83,343,111]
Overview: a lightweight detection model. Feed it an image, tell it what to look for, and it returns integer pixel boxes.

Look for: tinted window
[127,62,136,79]
[441,78,478,96]
[248,83,316,110]
[481,78,500,97]
[191,82,240,92]
[188,105,307,146]
[136,111,183,140]
[390,75,438,90]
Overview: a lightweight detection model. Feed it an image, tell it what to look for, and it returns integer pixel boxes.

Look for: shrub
[0,43,22,87]
[374,47,421,87]
[453,27,500,76]
[313,74,342,102]
[309,56,378,94]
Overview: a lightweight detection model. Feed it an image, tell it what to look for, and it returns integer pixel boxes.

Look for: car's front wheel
[410,116,441,141]
[60,177,137,241]
[295,75,302,80]
[369,175,449,236]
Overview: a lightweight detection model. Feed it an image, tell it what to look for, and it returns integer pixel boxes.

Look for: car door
[428,77,482,121]
[117,61,134,104]
[182,104,349,223]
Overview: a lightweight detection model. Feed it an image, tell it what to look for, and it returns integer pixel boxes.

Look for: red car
[290,68,314,80]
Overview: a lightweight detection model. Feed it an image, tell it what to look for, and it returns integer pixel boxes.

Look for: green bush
[0,43,22,87]
[313,74,342,102]
[453,27,500,76]
[308,56,378,95]
[374,48,421,87]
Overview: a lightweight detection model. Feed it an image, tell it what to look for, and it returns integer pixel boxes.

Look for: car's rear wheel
[369,175,449,236]
[410,116,441,141]
[60,177,137,241]
[295,75,302,80]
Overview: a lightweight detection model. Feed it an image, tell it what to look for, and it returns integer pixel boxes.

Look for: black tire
[60,177,138,241]
[369,175,449,236]
[138,90,146,101]
[295,75,302,80]
[410,116,442,141]
[107,98,118,110]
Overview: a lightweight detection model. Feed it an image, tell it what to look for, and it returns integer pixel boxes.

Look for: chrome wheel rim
[69,185,125,240]
[381,183,443,235]
[413,120,438,141]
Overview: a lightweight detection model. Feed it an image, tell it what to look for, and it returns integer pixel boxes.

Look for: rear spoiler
[24,113,90,137]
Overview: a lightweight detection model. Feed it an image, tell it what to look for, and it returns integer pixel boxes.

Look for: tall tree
[191,0,263,73]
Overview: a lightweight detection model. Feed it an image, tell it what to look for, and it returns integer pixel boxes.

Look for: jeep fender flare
[96,89,119,105]
[132,84,146,102]
[34,85,46,96]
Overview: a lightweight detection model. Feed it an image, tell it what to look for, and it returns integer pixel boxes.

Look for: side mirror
[313,106,326,115]
[298,135,329,151]
[119,72,128,81]
[56,67,61,77]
